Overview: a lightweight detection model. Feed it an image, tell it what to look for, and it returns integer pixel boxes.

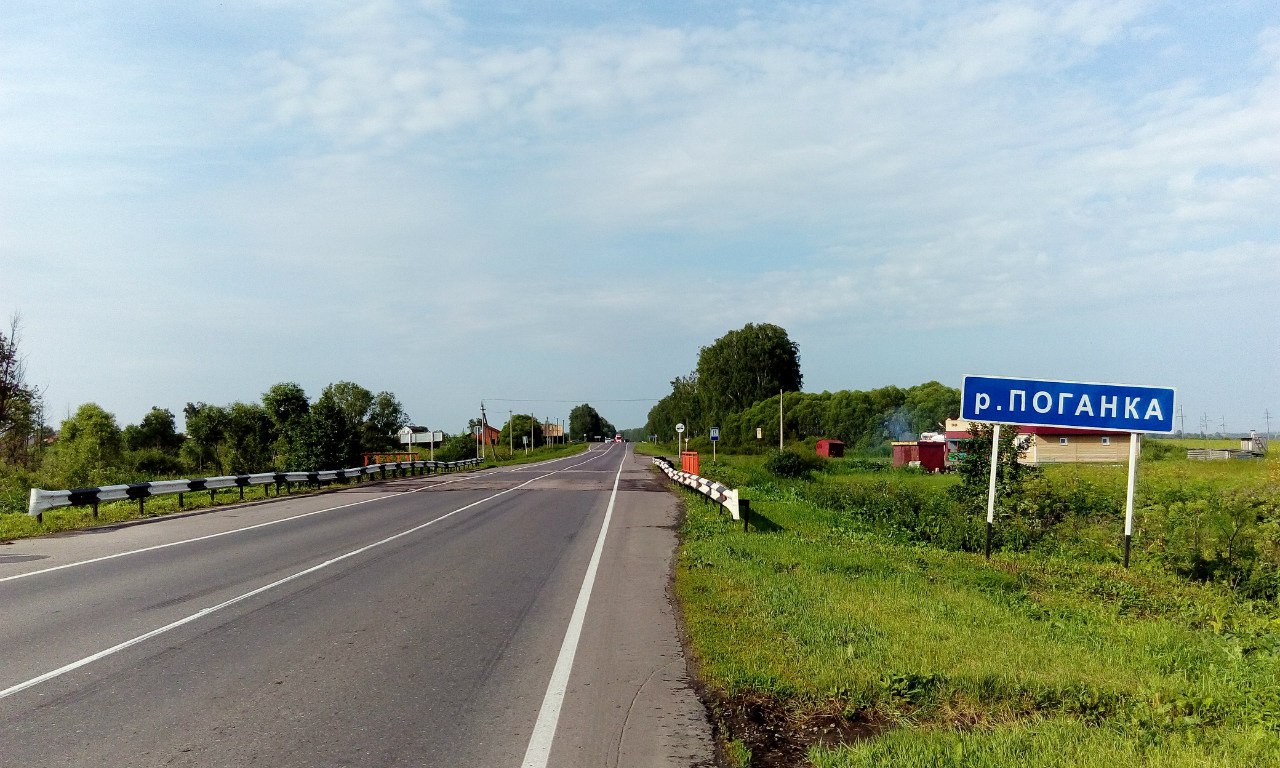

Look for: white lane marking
[0,468,564,701]
[521,445,628,767]
[0,473,478,585]
[506,445,617,472]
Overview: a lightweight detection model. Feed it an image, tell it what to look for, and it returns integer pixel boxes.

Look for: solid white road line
[0,468,568,701]
[521,445,627,768]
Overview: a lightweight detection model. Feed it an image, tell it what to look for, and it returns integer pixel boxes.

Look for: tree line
[645,322,960,451]
[35,380,415,490]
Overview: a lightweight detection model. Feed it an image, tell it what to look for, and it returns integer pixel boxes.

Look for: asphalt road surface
[0,443,714,767]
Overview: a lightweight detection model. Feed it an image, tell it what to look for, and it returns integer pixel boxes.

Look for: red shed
[891,441,919,467]
[816,439,845,458]
[918,441,948,472]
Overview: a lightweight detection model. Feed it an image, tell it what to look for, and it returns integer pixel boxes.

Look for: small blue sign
[710,427,720,442]
[962,375,1176,433]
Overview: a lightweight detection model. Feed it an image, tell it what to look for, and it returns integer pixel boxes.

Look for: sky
[2,0,1277,438]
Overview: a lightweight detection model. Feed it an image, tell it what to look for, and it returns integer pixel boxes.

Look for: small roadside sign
[675,423,685,433]
[710,427,720,442]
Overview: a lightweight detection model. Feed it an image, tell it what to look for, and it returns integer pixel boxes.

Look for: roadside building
[944,418,1130,466]
[816,439,845,458]
[473,424,501,446]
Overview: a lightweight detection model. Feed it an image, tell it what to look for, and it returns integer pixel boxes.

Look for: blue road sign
[961,375,1176,433]
[710,427,720,442]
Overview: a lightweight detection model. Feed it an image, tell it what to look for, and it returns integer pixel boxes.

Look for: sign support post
[986,424,1000,559]
[1123,432,1139,567]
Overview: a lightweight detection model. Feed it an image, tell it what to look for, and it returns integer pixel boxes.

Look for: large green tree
[363,391,408,452]
[501,414,545,450]
[695,323,802,424]
[123,407,183,453]
[41,403,123,487]
[181,402,228,472]
[569,403,615,442]
[645,374,699,441]
[262,382,310,466]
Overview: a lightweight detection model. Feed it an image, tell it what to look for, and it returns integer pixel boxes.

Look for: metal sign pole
[1123,432,1139,567]
[986,424,1000,559]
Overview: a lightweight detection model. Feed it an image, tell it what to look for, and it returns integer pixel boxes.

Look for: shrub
[764,449,818,479]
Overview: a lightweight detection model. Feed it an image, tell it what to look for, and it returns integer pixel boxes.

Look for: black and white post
[986,424,1000,559]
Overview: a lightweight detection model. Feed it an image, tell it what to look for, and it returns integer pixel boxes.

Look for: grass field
[653,444,1280,766]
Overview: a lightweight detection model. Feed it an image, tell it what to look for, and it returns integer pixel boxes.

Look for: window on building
[1101,436,1111,446]
[1059,437,1069,445]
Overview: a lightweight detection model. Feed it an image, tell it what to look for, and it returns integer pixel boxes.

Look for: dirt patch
[706,691,889,767]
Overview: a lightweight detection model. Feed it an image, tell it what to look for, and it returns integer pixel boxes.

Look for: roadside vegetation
[656,445,1280,766]
[636,323,1278,766]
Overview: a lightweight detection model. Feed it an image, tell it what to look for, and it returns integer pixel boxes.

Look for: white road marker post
[986,424,1000,560]
[1124,432,1139,568]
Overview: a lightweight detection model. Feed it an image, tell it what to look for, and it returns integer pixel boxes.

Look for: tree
[696,323,802,425]
[123,407,183,453]
[0,314,45,467]
[363,391,408,452]
[570,403,613,442]
[316,381,373,466]
[182,402,228,472]
[288,396,349,471]
[262,382,310,432]
[501,414,544,450]
[218,402,275,473]
[41,403,123,487]
[951,421,1034,513]
[263,382,310,466]
[645,374,699,442]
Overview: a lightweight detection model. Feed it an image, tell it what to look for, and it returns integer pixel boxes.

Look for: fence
[27,458,482,522]
[651,456,747,526]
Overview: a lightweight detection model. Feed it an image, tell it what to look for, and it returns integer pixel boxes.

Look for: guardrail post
[138,498,145,516]
[742,499,751,533]
[239,485,245,501]
[178,492,184,508]
[92,501,99,519]
[210,488,216,505]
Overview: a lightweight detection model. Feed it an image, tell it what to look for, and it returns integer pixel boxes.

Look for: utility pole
[1177,404,1185,437]
[1266,408,1272,440]
[509,410,514,456]
[479,402,488,460]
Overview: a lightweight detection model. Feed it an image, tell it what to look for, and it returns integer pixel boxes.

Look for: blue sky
[2,0,1277,437]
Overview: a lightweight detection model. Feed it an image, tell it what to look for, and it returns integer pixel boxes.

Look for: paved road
[0,443,713,767]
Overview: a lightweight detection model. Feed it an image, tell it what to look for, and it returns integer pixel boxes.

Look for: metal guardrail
[651,456,744,522]
[27,458,483,522]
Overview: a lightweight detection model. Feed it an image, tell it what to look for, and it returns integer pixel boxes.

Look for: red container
[681,451,700,475]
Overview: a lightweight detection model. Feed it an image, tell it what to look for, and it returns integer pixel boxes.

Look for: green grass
[672,452,1280,767]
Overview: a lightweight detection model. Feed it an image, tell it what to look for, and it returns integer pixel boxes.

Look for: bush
[764,449,818,479]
